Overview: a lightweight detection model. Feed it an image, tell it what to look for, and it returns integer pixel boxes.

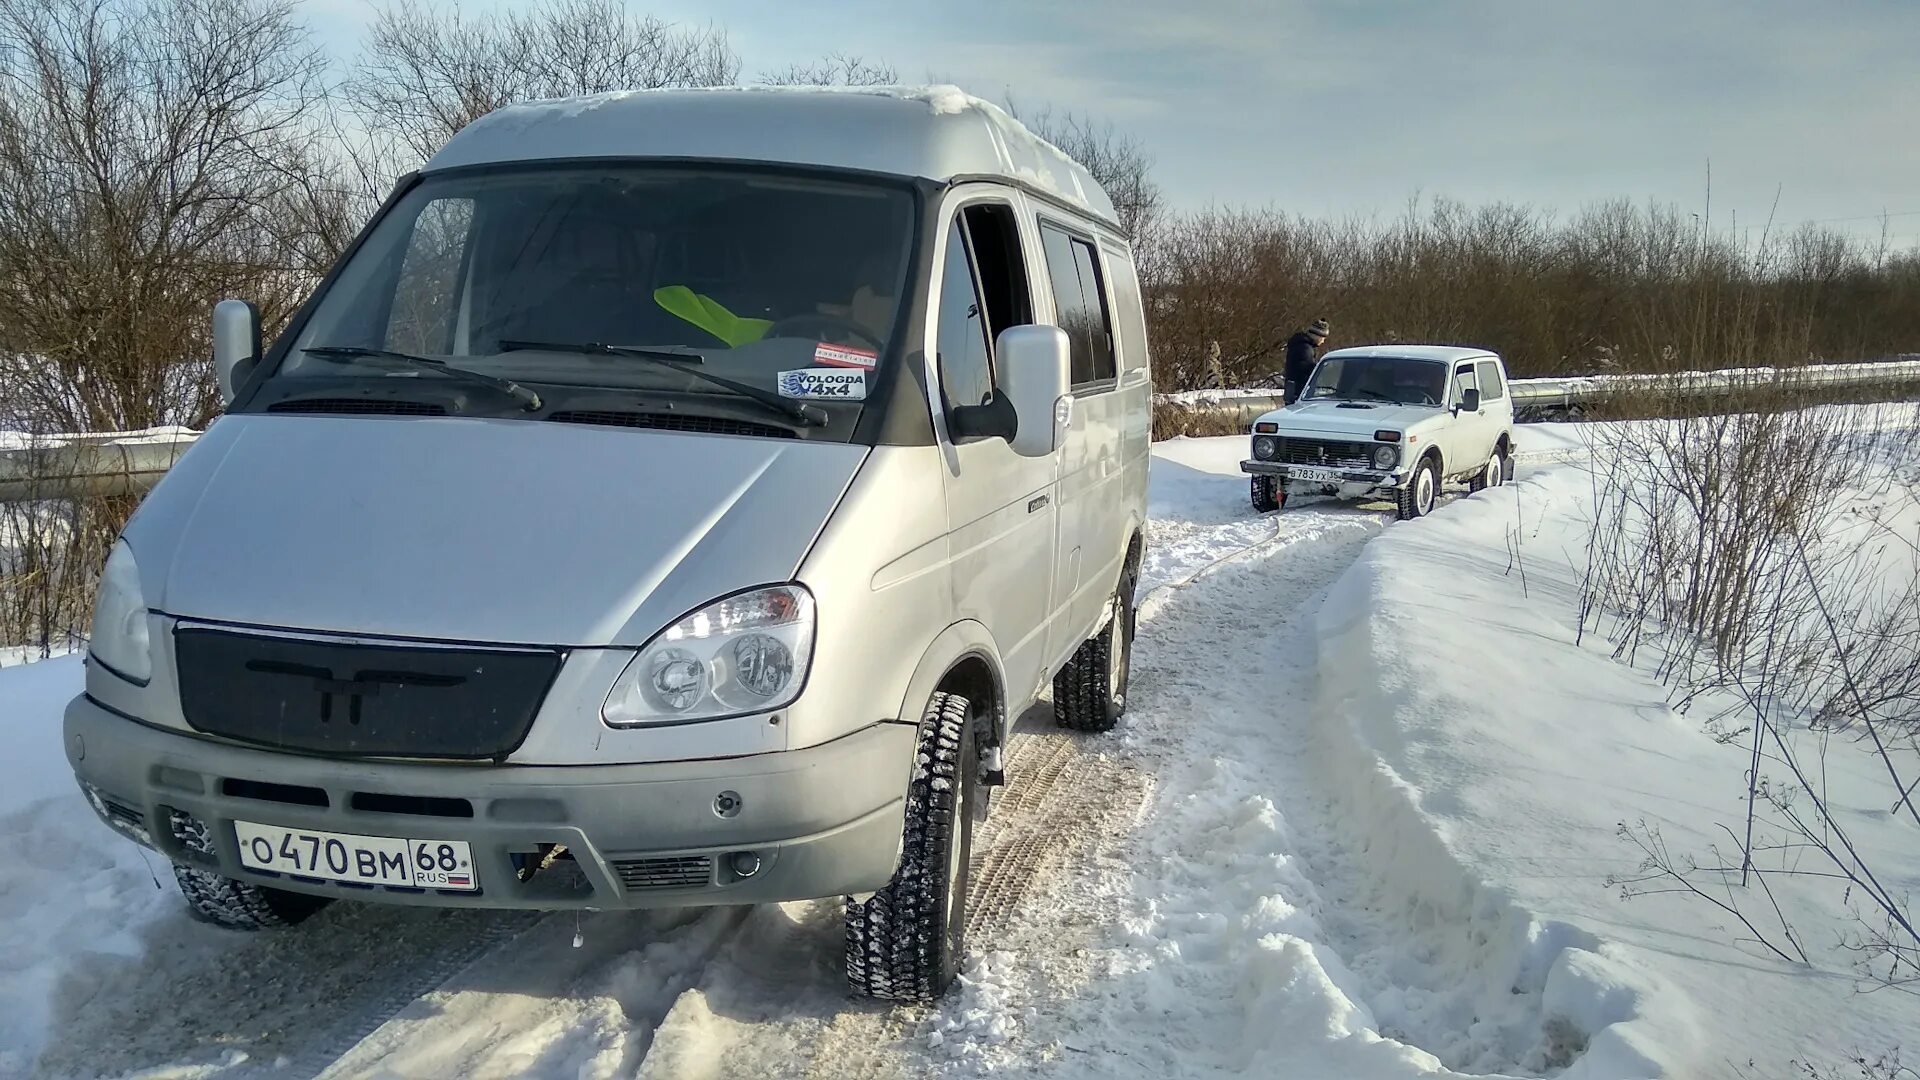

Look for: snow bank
[1313,456,1920,1076]
[0,655,192,1075]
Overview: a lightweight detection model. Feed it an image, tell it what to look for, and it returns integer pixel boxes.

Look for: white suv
[1240,345,1515,519]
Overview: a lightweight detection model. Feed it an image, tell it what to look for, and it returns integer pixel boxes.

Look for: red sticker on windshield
[814,343,878,369]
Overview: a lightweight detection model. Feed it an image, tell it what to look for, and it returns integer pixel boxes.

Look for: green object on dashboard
[653,286,773,347]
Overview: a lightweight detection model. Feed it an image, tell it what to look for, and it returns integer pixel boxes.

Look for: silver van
[62,87,1152,1001]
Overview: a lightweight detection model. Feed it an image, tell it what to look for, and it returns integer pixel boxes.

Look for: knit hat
[1308,318,1330,339]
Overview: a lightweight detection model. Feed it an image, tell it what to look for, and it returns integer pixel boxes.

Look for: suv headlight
[1252,435,1278,461]
[1372,444,1399,470]
[90,541,151,683]
[603,585,816,726]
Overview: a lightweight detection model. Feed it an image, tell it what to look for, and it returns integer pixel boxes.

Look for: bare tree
[345,0,739,166]
[759,53,897,87]
[0,0,331,431]
[1006,98,1163,242]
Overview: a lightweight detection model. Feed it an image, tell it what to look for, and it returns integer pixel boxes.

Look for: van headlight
[90,541,152,683]
[603,585,816,726]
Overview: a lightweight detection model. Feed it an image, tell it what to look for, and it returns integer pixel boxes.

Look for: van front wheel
[174,864,333,930]
[1054,566,1136,732]
[845,691,976,1002]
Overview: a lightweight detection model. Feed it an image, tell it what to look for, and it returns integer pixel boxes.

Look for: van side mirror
[1458,387,1481,414]
[212,299,261,406]
[995,325,1072,457]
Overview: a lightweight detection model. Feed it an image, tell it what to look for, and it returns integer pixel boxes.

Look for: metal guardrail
[0,432,197,503]
[5,358,1918,502]
[1152,358,1920,423]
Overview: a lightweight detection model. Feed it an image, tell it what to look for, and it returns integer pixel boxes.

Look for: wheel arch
[898,620,1009,749]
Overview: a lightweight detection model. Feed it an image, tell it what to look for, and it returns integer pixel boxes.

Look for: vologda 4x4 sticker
[777,368,867,400]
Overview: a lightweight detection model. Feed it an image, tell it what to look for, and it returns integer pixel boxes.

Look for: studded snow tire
[1053,565,1136,733]
[174,863,334,930]
[845,691,976,1002]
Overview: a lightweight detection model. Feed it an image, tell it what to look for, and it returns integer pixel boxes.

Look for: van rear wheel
[845,692,976,1002]
[174,864,334,930]
[1054,566,1136,732]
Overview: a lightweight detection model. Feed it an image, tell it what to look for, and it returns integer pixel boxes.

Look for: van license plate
[1288,466,1342,483]
[234,821,478,891]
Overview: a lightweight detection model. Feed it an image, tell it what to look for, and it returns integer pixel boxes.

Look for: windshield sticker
[778,367,867,401]
[813,343,878,369]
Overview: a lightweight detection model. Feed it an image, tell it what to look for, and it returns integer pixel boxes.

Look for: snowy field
[3,426,1916,1079]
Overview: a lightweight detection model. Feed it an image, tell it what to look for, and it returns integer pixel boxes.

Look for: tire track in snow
[795,720,1154,1080]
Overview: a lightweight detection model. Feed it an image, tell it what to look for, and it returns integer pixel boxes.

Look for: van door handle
[1028,494,1049,513]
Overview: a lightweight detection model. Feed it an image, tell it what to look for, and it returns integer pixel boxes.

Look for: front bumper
[65,694,914,910]
[1240,459,1404,488]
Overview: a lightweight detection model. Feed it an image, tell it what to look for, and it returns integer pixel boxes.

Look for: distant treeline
[1137,199,1920,390]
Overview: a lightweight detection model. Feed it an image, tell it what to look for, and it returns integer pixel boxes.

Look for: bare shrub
[0,432,129,656]
[1585,381,1920,993]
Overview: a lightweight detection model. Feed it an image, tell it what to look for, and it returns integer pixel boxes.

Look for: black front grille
[174,628,563,760]
[269,398,448,416]
[1267,437,1376,470]
[548,410,794,440]
[614,856,713,890]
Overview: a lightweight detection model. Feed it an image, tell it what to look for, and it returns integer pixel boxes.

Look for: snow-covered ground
[4,428,1915,1078]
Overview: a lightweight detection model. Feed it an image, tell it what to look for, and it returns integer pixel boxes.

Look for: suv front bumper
[65,694,913,910]
[1240,460,1405,488]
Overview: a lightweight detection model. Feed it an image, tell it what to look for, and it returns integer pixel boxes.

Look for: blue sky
[304,0,1920,246]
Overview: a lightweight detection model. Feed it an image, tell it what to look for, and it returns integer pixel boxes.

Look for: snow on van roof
[1322,345,1499,364]
[424,85,1120,226]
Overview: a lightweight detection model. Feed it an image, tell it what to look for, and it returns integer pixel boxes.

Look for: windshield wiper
[496,339,827,427]
[1351,388,1397,403]
[303,346,543,411]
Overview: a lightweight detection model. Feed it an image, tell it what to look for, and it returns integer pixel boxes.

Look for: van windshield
[1304,356,1448,406]
[276,165,916,418]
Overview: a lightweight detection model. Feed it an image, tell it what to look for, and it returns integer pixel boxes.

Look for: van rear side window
[1039,223,1115,388]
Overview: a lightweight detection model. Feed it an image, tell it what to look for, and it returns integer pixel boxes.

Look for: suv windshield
[271,165,915,424]
[1305,356,1448,406]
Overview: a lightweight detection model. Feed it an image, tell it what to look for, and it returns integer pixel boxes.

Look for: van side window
[1039,223,1116,387]
[935,219,994,409]
[1475,359,1506,400]
[1104,248,1147,374]
[961,203,1032,340]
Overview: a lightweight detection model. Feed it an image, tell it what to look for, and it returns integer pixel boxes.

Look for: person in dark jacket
[1283,318,1329,403]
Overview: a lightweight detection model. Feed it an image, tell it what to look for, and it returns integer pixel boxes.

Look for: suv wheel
[1468,453,1503,493]
[1396,456,1440,521]
[845,691,976,1002]
[174,864,334,930]
[1054,565,1136,732]
[1250,475,1284,513]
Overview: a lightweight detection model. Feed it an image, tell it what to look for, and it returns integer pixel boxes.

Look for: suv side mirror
[1458,387,1481,414]
[212,299,261,406]
[994,325,1072,457]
